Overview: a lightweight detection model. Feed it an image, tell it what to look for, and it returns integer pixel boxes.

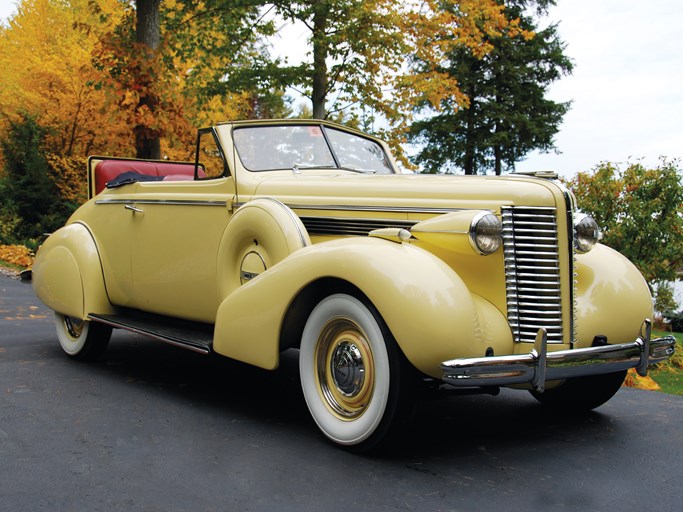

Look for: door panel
[129,180,234,323]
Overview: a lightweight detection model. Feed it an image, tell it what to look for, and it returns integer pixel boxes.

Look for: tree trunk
[136,0,160,49]
[311,0,328,119]
[463,86,477,175]
[135,0,161,160]
[494,145,502,175]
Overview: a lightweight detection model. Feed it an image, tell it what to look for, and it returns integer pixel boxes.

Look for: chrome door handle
[124,204,144,214]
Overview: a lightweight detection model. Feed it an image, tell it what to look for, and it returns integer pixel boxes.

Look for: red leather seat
[94,160,204,194]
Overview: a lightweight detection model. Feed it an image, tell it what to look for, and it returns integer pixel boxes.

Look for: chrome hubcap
[64,316,84,339]
[331,341,365,397]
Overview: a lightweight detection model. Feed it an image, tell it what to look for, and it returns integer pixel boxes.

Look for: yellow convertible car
[32,119,675,451]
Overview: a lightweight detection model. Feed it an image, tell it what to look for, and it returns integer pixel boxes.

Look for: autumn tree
[134,0,162,159]
[92,0,288,161]
[0,0,128,230]
[92,0,192,160]
[163,0,291,123]
[231,0,529,144]
[409,0,572,175]
[568,160,683,311]
[0,0,127,157]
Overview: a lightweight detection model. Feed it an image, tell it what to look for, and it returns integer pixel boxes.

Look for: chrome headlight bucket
[469,212,503,255]
[574,213,600,253]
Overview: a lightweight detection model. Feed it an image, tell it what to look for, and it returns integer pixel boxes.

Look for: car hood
[251,172,568,213]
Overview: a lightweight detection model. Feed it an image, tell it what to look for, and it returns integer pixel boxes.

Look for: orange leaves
[0,0,134,157]
[0,245,34,268]
[624,368,661,391]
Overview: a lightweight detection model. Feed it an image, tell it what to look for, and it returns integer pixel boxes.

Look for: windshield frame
[231,123,396,174]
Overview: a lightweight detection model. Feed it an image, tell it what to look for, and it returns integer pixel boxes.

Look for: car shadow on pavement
[62,329,620,460]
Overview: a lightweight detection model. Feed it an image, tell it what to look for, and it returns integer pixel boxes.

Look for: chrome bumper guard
[441,320,676,393]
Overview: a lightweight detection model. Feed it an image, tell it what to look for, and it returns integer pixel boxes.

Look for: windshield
[232,125,394,174]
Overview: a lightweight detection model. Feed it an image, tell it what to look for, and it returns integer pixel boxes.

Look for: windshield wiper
[292,163,332,174]
[291,163,378,175]
[338,165,377,174]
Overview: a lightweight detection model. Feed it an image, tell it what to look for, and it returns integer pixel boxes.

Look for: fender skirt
[32,223,114,319]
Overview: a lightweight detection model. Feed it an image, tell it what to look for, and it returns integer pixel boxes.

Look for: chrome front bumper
[441,321,676,393]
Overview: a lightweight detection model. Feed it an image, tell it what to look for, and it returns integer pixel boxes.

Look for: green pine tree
[0,113,70,242]
[410,1,573,175]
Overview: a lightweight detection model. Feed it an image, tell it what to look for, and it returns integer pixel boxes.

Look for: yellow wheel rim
[314,318,375,420]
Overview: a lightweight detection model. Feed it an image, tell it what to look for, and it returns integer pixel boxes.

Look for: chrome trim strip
[235,202,472,215]
[564,190,577,346]
[441,322,676,390]
[95,199,227,207]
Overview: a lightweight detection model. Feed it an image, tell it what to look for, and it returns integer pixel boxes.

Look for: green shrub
[0,113,74,242]
[664,310,683,333]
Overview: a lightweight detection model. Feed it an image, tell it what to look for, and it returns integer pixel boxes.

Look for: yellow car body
[32,119,675,450]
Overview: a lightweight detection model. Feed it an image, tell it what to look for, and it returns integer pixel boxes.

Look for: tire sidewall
[54,313,90,356]
[54,312,111,361]
[300,294,391,446]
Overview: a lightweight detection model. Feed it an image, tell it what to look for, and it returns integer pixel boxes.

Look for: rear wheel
[299,294,415,452]
[54,313,112,361]
[530,370,627,411]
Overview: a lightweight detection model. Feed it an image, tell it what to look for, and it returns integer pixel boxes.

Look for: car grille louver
[502,206,564,344]
[300,216,415,236]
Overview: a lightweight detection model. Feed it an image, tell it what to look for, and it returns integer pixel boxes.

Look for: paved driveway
[1,274,682,511]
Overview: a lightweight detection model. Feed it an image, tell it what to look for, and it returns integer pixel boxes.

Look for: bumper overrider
[441,320,676,393]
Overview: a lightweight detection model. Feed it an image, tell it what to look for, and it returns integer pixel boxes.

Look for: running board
[89,310,214,355]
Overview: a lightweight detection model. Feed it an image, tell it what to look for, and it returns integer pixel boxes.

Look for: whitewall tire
[299,293,413,451]
[54,313,112,361]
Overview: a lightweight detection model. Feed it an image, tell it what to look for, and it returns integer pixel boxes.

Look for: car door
[129,130,234,323]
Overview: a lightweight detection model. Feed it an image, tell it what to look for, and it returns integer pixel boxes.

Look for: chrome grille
[502,207,564,344]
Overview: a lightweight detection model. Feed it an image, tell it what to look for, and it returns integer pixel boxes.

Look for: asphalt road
[1,273,682,512]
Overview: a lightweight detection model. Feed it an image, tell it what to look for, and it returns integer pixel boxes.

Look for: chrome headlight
[574,213,600,253]
[469,212,502,255]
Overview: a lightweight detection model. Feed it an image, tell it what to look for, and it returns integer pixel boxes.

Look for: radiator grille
[502,206,564,344]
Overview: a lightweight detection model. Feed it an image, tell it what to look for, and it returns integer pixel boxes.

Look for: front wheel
[530,370,627,411]
[299,294,415,452]
[54,313,112,361]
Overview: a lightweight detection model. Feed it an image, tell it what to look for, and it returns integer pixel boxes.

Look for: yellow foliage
[0,0,130,157]
[0,0,531,172]
[624,368,661,391]
[45,153,88,205]
[0,245,34,268]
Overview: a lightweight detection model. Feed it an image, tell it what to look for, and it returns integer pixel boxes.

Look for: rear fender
[214,237,511,376]
[32,223,114,319]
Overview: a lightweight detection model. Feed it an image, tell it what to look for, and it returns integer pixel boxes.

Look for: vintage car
[32,119,675,451]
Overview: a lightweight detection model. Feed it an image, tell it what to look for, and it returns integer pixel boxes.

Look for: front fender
[574,243,653,347]
[213,238,511,376]
[32,223,114,319]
